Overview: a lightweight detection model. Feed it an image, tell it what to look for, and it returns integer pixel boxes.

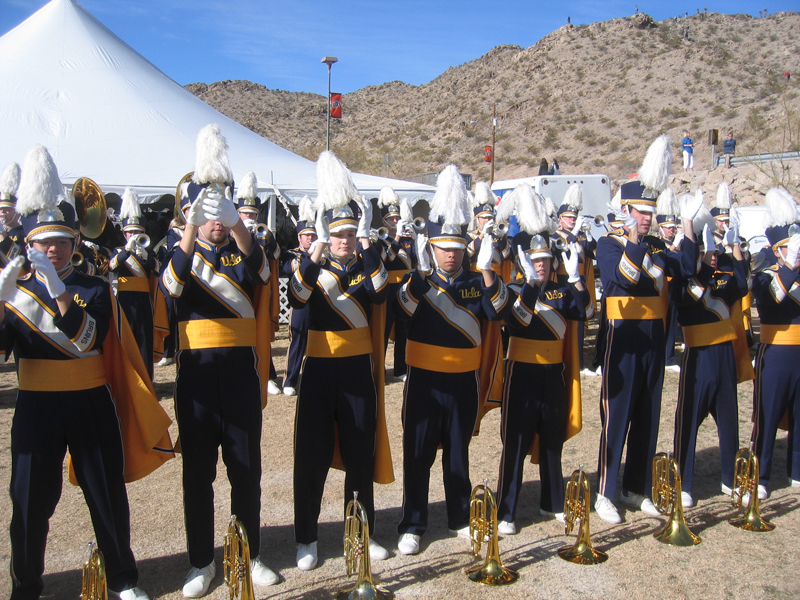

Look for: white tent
[0,0,435,204]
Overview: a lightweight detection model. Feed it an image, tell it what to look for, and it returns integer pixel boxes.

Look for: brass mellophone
[651,452,701,546]
[466,480,519,585]
[729,446,775,531]
[558,468,607,564]
[80,542,107,600]
[223,515,255,600]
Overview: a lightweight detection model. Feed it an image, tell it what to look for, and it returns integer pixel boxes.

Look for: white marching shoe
[594,494,622,524]
[296,542,318,571]
[267,379,281,395]
[581,367,599,377]
[156,356,173,367]
[721,483,733,496]
[282,386,297,396]
[251,556,279,586]
[620,490,660,516]
[397,533,421,555]
[498,520,517,535]
[369,539,390,560]
[182,562,216,598]
[109,588,150,600]
[539,508,566,523]
[681,491,695,508]
[450,525,471,539]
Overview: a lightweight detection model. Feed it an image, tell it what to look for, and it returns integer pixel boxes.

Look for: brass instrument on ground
[466,481,519,585]
[80,542,107,600]
[558,468,608,565]
[337,492,393,600]
[651,452,701,546]
[730,446,775,532]
[223,515,255,600]
[72,177,107,239]
[413,217,427,233]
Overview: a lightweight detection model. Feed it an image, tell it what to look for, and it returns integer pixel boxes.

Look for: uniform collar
[433,265,463,285]
[328,254,357,271]
[196,237,231,253]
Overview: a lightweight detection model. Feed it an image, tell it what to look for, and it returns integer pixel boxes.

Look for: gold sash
[18,355,107,391]
[306,327,373,358]
[406,339,481,373]
[605,295,665,320]
[760,324,800,345]
[179,318,257,349]
[682,319,737,348]
[117,276,151,293]
[507,337,565,364]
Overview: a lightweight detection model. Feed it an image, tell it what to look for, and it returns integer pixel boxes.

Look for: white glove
[416,233,431,272]
[785,234,800,268]
[125,237,137,253]
[730,208,740,233]
[476,236,494,271]
[186,194,209,227]
[203,192,240,228]
[672,231,685,249]
[134,245,148,261]
[624,213,638,231]
[517,246,538,283]
[0,256,24,302]
[243,218,257,231]
[702,224,717,253]
[27,247,66,299]
[608,202,626,222]
[481,219,495,238]
[396,218,410,236]
[723,226,739,247]
[357,197,373,239]
[681,193,704,221]
[565,243,582,283]
[571,217,585,237]
[315,209,330,245]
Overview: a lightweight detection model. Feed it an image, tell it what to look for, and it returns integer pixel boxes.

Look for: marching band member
[0,162,25,265]
[594,136,700,524]
[289,151,393,571]
[3,146,173,600]
[656,189,683,372]
[711,182,732,247]
[491,184,590,534]
[279,196,316,396]
[752,188,800,499]
[394,165,507,555]
[672,211,752,507]
[108,187,157,379]
[467,182,511,280]
[159,125,277,597]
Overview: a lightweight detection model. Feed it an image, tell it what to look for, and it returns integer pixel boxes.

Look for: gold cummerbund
[683,319,737,348]
[306,327,373,358]
[760,324,800,345]
[605,295,665,320]
[387,270,409,284]
[117,276,151,293]
[18,355,108,391]
[179,318,257,350]
[406,340,481,373]
[507,337,564,364]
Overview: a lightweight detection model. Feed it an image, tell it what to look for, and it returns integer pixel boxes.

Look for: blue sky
[1,0,795,95]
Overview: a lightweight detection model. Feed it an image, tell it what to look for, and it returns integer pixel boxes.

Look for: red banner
[331,93,342,119]
[484,145,493,162]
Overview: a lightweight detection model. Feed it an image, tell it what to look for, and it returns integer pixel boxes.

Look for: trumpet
[729,446,775,531]
[651,452,701,546]
[739,240,750,252]
[337,492,393,600]
[80,542,107,600]
[70,251,85,267]
[558,468,608,565]
[466,480,519,585]
[488,221,509,238]
[223,515,255,600]
[134,233,150,249]
[554,237,567,251]
[413,217,427,233]
[376,226,390,240]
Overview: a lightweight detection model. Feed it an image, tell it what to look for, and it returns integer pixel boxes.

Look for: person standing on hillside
[682,132,695,172]
[723,132,737,169]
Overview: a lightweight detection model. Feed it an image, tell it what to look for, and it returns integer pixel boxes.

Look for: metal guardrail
[715,150,800,167]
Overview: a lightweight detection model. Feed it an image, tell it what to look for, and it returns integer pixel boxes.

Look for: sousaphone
[72,177,107,239]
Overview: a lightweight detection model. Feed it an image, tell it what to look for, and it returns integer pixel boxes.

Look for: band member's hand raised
[0,256,24,302]
[27,247,66,299]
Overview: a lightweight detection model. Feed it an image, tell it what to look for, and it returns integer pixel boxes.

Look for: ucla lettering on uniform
[349,274,365,286]
[221,255,242,267]
[73,293,87,307]
[545,290,565,300]
[80,318,95,345]
[460,287,481,299]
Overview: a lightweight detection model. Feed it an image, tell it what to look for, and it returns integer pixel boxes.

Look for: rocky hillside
[187,11,800,199]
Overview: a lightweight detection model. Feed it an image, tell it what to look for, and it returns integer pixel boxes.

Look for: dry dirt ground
[0,320,799,600]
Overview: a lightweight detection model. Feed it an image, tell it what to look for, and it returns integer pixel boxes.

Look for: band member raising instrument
[656,189,683,371]
[490,184,591,535]
[159,125,277,598]
[0,162,25,265]
[289,151,393,571]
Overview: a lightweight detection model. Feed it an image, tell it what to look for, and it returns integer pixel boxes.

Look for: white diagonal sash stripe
[789,281,800,306]
[512,297,533,326]
[701,289,730,320]
[768,270,787,302]
[535,298,567,339]
[424,286,481,345]
[317,269,369,328]
[642,254,664,292]
[191,255,254,319]
[125,255,147,279]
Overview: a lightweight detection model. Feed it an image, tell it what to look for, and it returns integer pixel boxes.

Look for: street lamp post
[321,56,338,151]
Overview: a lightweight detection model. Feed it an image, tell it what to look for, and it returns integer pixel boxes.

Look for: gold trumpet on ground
[337,491,393,600]
[651,452,701,546]
[558,468,608,564]
[80,542,107,600]
[223,515,255,600]
[730,446,775,532]
[466,480,519,585]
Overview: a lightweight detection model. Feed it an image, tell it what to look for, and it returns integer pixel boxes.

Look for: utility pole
[321,56,338,151]
[490,103,497,185]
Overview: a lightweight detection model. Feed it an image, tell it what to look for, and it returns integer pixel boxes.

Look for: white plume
[399,198,414,222]
[656,188,677,216]
[561,183,583,212]
[237,171,258,200]
[377,186,400,208]
[0,163,21,198]
[473,181,495,208]
[501,184,552,235]
[638,135,672,197]
[610,188,622,215]
[193,124,233,185]
[16,146,62,216]
[120,187,142,220]
[544,196,557,219]
[716,182,732,209]
[692,205,717,236]
[764,187,798,228]
[298,195,315,223]
[316,151,359,210]
[429,165,471,226]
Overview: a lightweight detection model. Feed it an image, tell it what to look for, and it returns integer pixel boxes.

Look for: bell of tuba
[223,515,255,600]
[557,468,608,564]
[729,446,775,531]
[466,481,519,585]
[651,452,701,546]
[72,178,108,240]
[337,492,394,600]
[80,542,107,600]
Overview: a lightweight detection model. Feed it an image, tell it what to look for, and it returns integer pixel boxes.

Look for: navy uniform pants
[664,302,681,367]
[674,342,738,492]
[398,367,480,536]
[10,387,137,599]
[597,318,665,499]
[294,353,377,544]
[118,289,154,380]
[283,304,309,389]
[175,346,263,568]
[754,344,800,485]
[497,361,567,522]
